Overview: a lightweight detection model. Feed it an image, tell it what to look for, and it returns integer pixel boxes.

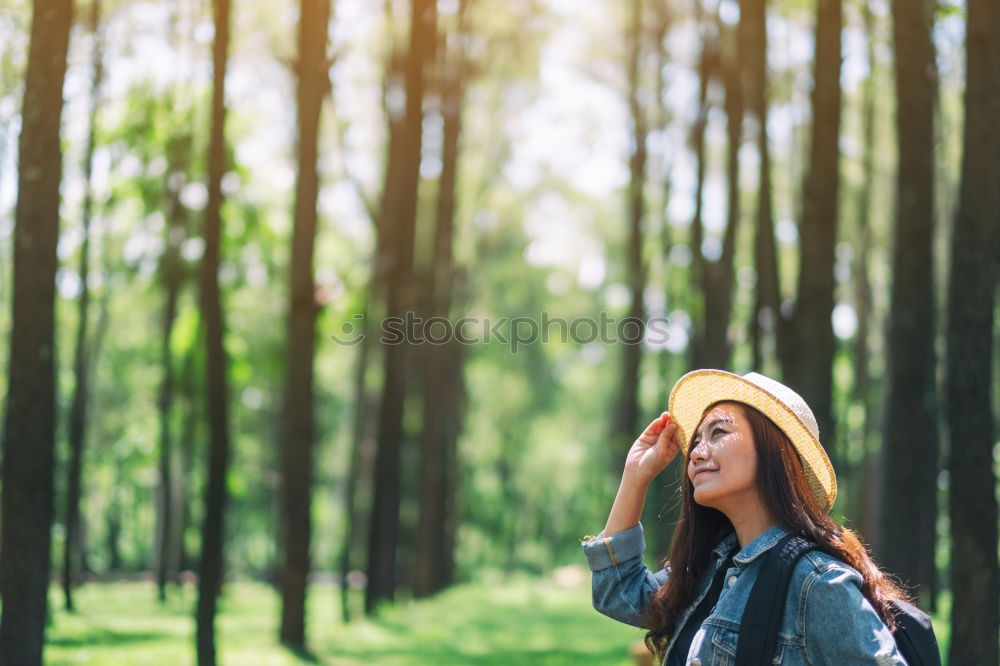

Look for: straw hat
[667,368,837,513]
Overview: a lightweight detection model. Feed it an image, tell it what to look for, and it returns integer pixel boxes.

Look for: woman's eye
[713,427,725,437]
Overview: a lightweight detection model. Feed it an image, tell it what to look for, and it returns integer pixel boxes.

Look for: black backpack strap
[699,552,736,617]
[890,598,942,666]
[667,552,737,664]
[735,533,815,666]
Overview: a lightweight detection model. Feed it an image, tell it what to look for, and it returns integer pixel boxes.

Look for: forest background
[0,0,998,664]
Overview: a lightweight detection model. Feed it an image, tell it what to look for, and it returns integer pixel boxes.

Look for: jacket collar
[711,531,739,558]
[730,524,792,567]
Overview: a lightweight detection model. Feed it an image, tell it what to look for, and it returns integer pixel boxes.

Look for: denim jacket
[580,522,908,666]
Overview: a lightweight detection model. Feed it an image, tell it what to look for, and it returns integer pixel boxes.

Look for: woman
[581,369,914,665]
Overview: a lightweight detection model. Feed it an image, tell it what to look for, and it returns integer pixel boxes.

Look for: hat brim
[667,369,837,513]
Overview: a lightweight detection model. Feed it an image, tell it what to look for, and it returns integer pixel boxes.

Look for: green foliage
[935,1,964,20]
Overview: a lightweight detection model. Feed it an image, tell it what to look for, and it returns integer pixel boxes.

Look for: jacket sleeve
[580,522,670,628]
[802,564,909,666]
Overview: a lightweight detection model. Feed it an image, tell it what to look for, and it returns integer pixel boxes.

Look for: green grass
[43,574,956,665]
[44,571,642,665]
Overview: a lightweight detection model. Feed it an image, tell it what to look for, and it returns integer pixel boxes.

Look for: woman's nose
[690,442,706,463]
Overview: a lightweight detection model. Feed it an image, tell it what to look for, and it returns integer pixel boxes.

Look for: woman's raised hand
[601,411,680,538]
[623,411,680,485]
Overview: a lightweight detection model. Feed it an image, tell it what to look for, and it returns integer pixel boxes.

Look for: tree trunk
[697,12,742,373]
[946,0,1000,662]
[438,329,467,588]
[337,293,375,622]
[196,0,234,662]
[688,7,714,370]
[107,489,123,572]
[63,0,103,614]
[91,243,116,575]
[154,0,197,608]
[878,0,938,609]
[337,3,401,618]
[691,6,742,373]
[414,1,467,596]
[174,334,200,581]
[646,3,678,558]
[785,0,841,471]
[279,0,331,649]
[611,0,647,460]
[413,343,451,596]
[740,0,780,375]
[0,0,72,661]
[155,129,192,604]
[365,0,436,615]
[853,0,879,546]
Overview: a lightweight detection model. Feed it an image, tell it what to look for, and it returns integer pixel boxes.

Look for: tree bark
[853,0,879,547]
[336,2,399,619]
[175,322,201,580]
[337,293,375,622]
[946,0,1000,662]
[740,0,780,375]
[279,0,331,649]
[63,0,103,614]
[688,7,713,370]
[365,0,436,615]
[696,12,742,373]
[611,0,647,463]
[106,489,123,571]
[691,5,742,373]
[155,128,192,605]
[438,328,467,588]
[196,0,234,662]
[878,0,939,609]
[414,0,468,597]
[785,0,841,471]
[0,0,72,662]
[646,2,679,558]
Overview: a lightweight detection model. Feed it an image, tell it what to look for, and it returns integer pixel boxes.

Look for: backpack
[734,533,942,666]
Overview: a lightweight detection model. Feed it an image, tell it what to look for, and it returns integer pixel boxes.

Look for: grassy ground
[44,572,953,665]
[44,570,641,665]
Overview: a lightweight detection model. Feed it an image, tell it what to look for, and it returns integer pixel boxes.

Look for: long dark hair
[641,400,913,660]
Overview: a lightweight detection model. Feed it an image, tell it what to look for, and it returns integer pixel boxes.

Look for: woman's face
[687,402,759,510]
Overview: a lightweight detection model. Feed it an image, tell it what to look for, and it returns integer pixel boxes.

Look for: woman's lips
[693,469,717,482]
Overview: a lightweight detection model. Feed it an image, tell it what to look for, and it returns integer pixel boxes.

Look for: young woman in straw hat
[581,369,915,665]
